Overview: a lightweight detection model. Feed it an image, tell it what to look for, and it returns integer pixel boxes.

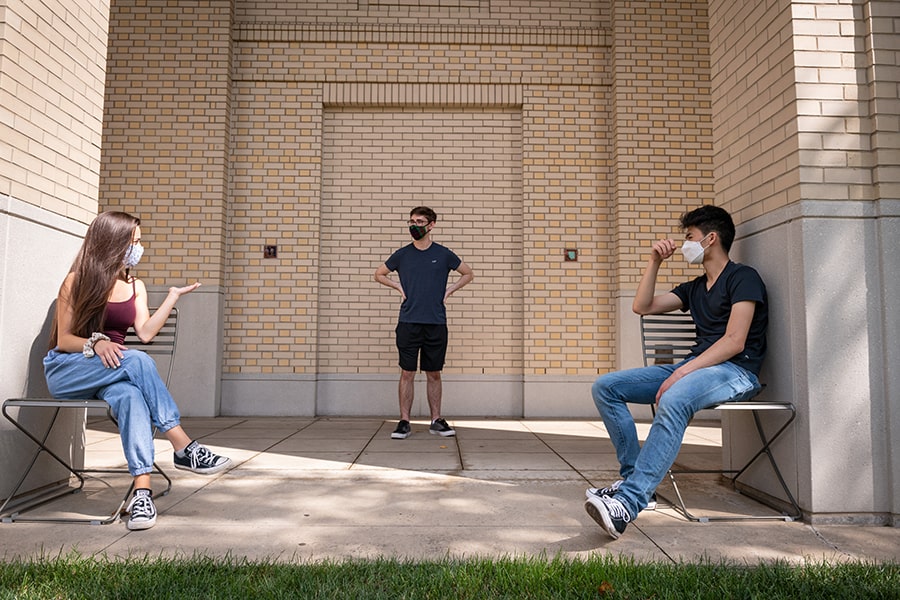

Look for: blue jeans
[591,358,761,519]
[44,349,181,477]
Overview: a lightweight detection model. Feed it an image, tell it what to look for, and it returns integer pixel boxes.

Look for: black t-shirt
[671,261,768,375]
[384,242,461,324]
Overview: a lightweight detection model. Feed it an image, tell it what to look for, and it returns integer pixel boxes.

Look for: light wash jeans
[591,358,761,519]
[44,349,181,477]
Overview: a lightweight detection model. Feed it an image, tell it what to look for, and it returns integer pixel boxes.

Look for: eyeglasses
[407,219,431,226]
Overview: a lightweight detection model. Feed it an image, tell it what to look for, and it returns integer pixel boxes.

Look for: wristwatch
[83,332,111,358]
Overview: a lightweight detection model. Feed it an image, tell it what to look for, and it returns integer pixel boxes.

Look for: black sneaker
[173,441,232,474]
[586,480,657,511]
[126,489,157,531]
[429,418,455,437]
[584,494,631,540]
[391,419,411,439]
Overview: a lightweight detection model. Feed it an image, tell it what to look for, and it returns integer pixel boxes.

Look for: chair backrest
[124,307,178,386]
[640,312,695,367]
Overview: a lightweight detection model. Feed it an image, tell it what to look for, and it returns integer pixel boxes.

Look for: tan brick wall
[319,106,523,375]
[707,0,800,224]
[235,0,607,26]
[101,0,233,287]
[790,1,889,205]
[611,1,714,289]
[0,0,109,223]
[709,0,896,222]
[101,0,717,386]
[225,82,323,374]
[523,85,613,374]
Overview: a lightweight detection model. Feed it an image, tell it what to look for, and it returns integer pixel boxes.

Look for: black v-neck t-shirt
[671,261,768,375]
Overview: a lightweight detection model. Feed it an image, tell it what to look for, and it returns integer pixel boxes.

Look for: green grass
[0,553,897,599]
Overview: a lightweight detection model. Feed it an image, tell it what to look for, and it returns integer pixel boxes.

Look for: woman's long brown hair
[49,211,140,349]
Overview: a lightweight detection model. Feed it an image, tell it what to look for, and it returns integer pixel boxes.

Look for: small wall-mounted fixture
[564,248,578,261]
[264,245,278,259]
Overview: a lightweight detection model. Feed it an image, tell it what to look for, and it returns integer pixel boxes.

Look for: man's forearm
[632,258,662,314]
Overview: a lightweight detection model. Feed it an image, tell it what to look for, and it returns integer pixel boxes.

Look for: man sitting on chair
[585,204,768,539]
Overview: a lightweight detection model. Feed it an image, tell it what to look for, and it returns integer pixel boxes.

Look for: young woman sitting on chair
[44,210,232,530]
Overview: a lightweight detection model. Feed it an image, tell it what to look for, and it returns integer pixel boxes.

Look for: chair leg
[732,410,801,520]
[662,407,800,522]
[1,405,87,522]
[2,402,170,525]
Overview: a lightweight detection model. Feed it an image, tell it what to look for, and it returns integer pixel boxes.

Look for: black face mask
[409,224,428,240]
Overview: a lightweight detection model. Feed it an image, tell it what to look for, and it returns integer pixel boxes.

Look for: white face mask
[680,234,710,265]
[124,243,144,268]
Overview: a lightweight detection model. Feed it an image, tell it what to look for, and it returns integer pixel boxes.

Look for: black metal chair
[1,308,178,525]
[641,312,801,522]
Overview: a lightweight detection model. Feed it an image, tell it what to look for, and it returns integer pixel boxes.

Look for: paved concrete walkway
[1,417,898,564]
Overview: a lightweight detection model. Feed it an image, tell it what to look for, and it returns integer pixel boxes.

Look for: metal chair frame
[641,312,801,522]
[1,308,178,525]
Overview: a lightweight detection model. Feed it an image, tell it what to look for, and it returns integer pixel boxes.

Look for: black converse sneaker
[174,441,232,474]
[429,418,455,437]
[391,419,411,439]
[585,480,657,511]
[584,494,631,540]
[126,489,157,531]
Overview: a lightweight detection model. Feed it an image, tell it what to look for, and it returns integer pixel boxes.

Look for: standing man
[585,205,768,539]
[375,206,474,439]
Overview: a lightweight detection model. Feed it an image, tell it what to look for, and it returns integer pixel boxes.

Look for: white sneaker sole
[174,457,233,475]
[584,498,621,540]
[127,515,156,530]
[391,431,410,439]
[429,429,455,437]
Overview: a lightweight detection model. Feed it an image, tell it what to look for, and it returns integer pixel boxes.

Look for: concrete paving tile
[269,437,370,453]
[95,523,668,563]
[3,417,896,567]
[810,524,900,562]
[461,451,571,471]
[225,417,315,429]
[682,423,723,445]
[353,450,462,471]
[541,439,614,454]
[239,452,357,470]
[196,437,287,452]
[522,421,609,436]
[195,427,299,440]
[461,439,553,453]
[555,452,621,472]
[163,476,594,528]
[457,470,589,483]
[364,436,458,452]
[629,514,849,564]
[0,521,128,559]
[652,476,794,521]
[456,430,537,441]
[304,419,384,431]
[178,417,247,430]
[285,429,377,440]
[82,451,129,469]
[671,451,723,471]
[450,420,533,435]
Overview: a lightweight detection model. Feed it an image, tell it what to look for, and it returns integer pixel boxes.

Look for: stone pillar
[0,0,109,498]
[708,0,899,524]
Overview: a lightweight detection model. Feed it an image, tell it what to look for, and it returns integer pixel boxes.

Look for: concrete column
[708,0,899,524]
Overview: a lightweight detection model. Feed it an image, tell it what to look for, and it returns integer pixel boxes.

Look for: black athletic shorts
[395,322,448,372]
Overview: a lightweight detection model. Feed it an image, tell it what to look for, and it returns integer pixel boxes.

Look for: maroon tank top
[103,279,137,345]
